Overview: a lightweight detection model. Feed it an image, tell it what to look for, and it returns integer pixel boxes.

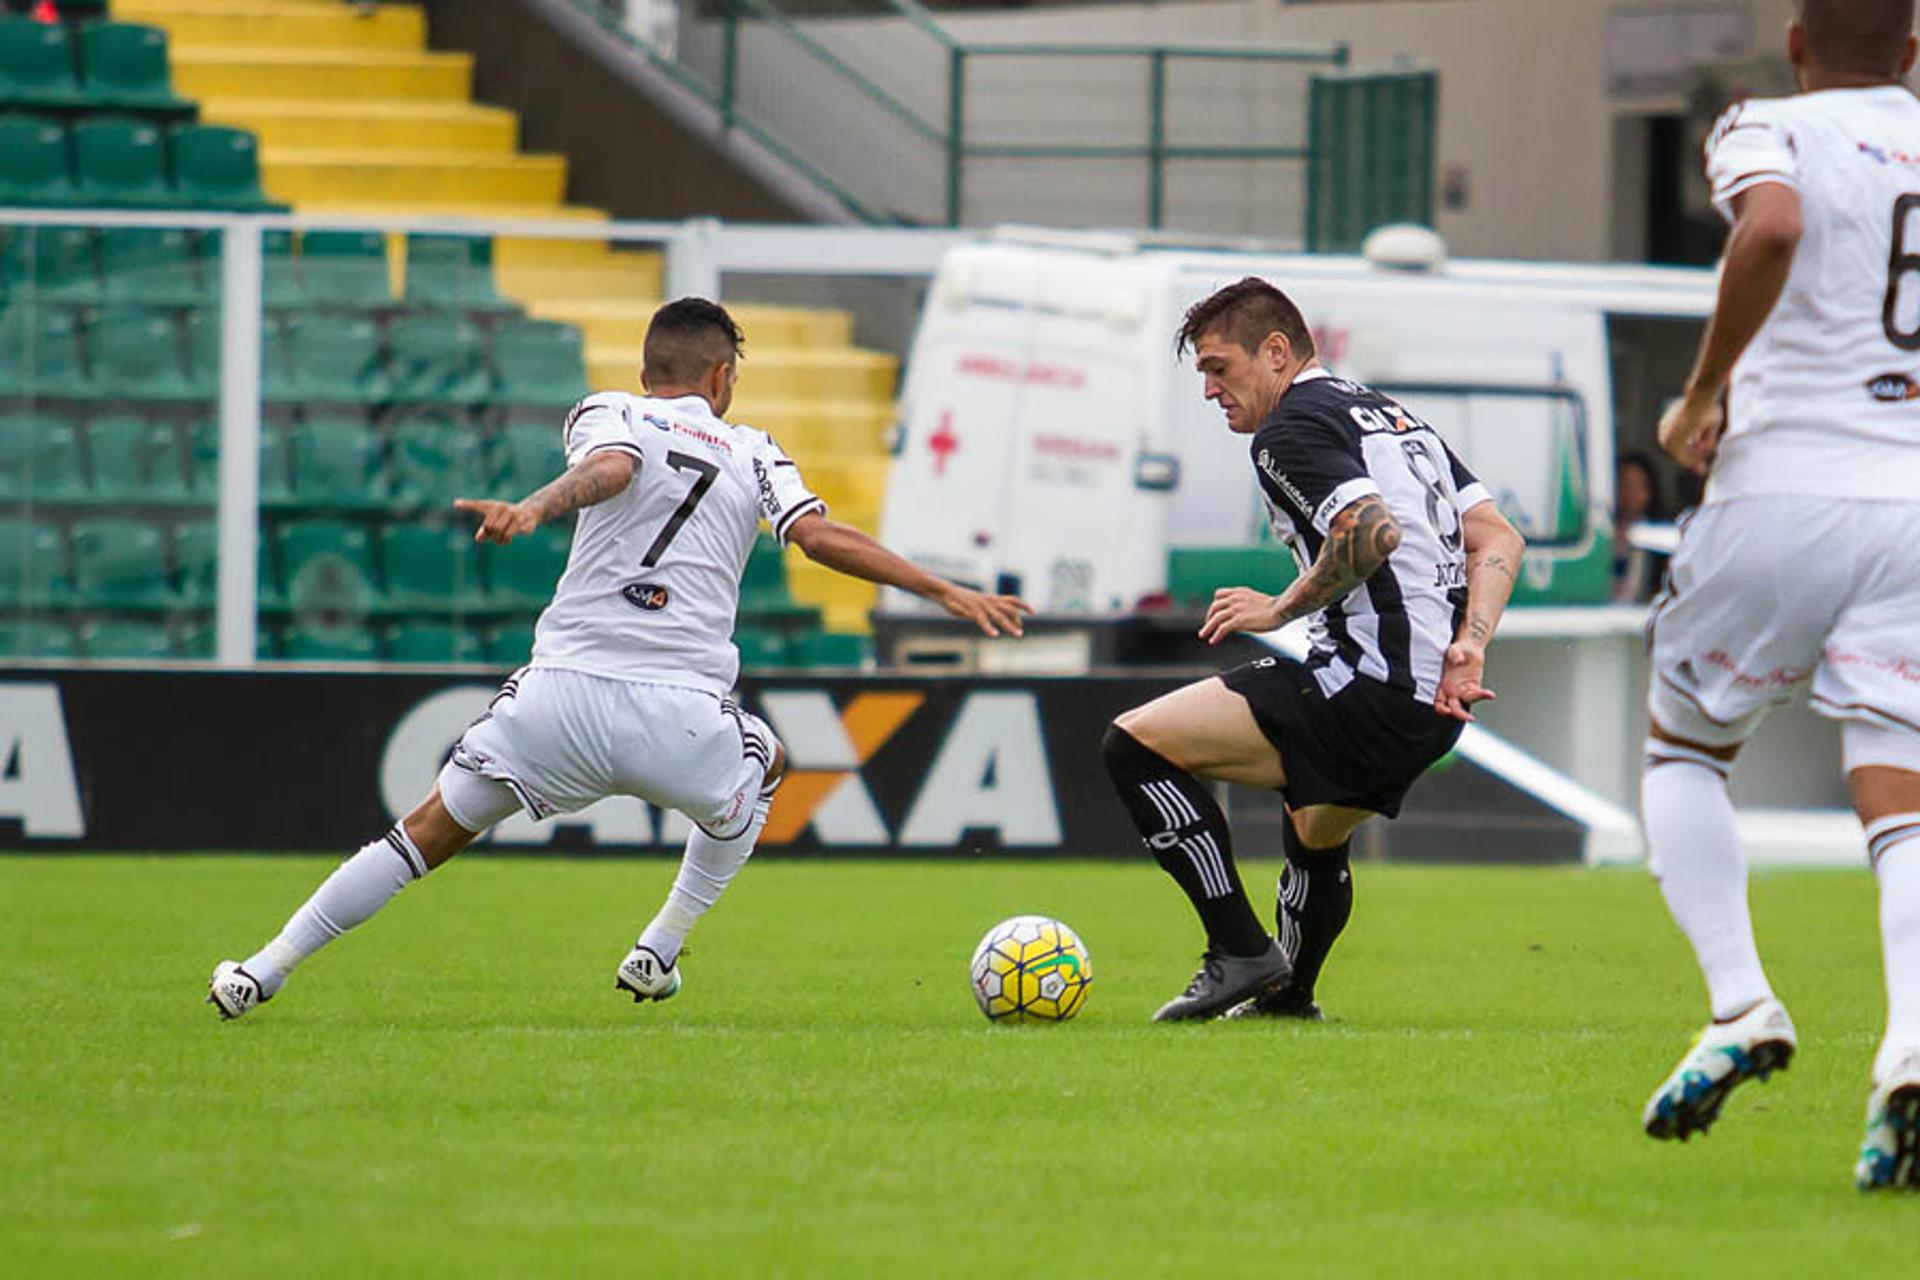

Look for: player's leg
[1227,803,1370,1020]
[1103,677,1290,1021]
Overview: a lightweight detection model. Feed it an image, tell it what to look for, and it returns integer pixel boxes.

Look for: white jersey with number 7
[1704,85,1920,504]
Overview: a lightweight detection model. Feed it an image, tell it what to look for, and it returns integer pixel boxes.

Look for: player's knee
[1102,720,1149,780]
[403,788,481,870]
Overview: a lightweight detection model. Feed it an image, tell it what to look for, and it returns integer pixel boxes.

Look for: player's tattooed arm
[1199,496,1401,644]
[455,451,636,544]
[1435,503,1526,722]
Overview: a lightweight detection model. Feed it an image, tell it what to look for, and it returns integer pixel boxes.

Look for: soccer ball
[969,915,1092,1023]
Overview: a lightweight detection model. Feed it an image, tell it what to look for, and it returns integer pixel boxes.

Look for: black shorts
[1218,655,1462,818]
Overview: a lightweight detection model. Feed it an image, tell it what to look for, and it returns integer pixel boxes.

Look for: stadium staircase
[1,0,891,663]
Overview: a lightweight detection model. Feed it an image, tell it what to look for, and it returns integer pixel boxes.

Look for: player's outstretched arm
[1659,182,1802,474]
[454,451,637,545]
[784,511,1031,637]
[1199,495,1400,645]
[1434,502,1525,723]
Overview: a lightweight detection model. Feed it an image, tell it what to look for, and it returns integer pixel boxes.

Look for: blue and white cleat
[614,945,681,1004]
[1643,997,1797,1141]
[1856,1052,1920,1192]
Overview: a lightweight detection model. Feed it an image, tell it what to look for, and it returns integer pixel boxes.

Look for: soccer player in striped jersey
[1101,277,1525,1022]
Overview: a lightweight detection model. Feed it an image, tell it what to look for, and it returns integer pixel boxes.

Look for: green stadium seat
[69,515,170,607]
[0,225,98,301]
[740,533,791,611]
[789,631,872,668]
[87,415,187,501]
[77,22,190,112]
[298,230,391,308]
[387,313,487,404]
[403,234,510,312]
[71,116,171,207]
[380,520,480,608]
[79,618,174,661]
[282,622,377,662]
[173,519,275,611]
[492,318,587,407]
[98,227,210,305]
[86,307,191,399]
[175,618,279,662]
[0,616,77,659]
[0,517,66,605]
[262,229,300,308]
[384,620,484,664]
[493,420,559,498]
[276,518,376,618]
[181,306,221,398]
[482,620,535,666]
[0,114,76,205]
[288,415,385,506]
[0,303,86,395]
[734,628,791,668]
[188,418,293,504]
[0,16,84,109]
[280,312,389,401]
[389,415,485,508]
[0,411,86,500]
[172,124,278,211]
[483,523,569,606]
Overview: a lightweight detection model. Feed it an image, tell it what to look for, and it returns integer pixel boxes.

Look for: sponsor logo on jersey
[622,582,670,611]
[643,413,734,455]
[1857,141,1920,167]
[1256,448,1313,514]
[1866,372,1920,402]
[753,457,779,517]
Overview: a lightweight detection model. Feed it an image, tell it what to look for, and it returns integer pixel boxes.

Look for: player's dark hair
[1175,277,1317,361]
[1799,0,1915,76]
[643,297,745,386]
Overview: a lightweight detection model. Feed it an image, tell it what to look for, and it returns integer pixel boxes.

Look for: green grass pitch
[2,854,1912,1276]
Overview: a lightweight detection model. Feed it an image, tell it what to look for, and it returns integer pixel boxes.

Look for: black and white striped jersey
[1250,367,1494,704]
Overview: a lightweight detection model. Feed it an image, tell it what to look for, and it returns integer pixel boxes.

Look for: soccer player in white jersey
[1639,0,1920,1190]
[1100,279,1525,1021]
[208,299,1029,1019]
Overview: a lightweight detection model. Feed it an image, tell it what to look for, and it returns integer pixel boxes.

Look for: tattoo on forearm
[1273,496,1402,625]
[1470,551,1517,584]
[527,457,627,522]
[1467,613,1491,644]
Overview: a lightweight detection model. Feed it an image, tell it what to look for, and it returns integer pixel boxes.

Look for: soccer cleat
[1221,985,1325,1021]
[1642,997,1797,1141]
[1152,940,1291,1023]
[1856,1052,1920,1192]
[206,961,267,1021]
[614,945,681,1004]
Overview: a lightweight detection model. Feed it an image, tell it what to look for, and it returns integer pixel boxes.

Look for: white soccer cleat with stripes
[1642,997,1796,1140]
[206,961,268,1021]
[615,945,681,1004]
[1856,1050,1920,1192]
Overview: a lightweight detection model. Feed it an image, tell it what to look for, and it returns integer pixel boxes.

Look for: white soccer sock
[1642,741,1774,1021]
[243,823,427,997]
[637,792,772,967]
[1869,813,1920,1081]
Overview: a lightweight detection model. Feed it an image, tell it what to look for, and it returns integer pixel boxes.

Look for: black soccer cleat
[1152,941,1291,1023]
[1221,984,1324,1021]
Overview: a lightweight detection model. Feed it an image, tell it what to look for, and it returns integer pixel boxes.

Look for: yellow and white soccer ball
[969,915,1092,1023]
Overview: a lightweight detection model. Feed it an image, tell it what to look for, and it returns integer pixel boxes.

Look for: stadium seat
[262,229,300,308]
[172,124,278,211]
[734,628,791,668]
[741,534,793,612]
[0,411,85,500]
[403,234,510,312]
[69,515,171,607]
[175,618,279,662]
[98,227,210,305]
[71,116,171,207]
[0,16,84,109]
[279,312,389,402]
[0,224,98,301]
[492,318,588,407]
[85,307,191,399]
[0,616,77,659]
[0,115,76,206]
[297,230,392,308]
[379,520,481,608]
[276,518,377,617]
[388,415,485,509]
[0,517,65,605]
[482,620,535,666]
[173,519,275,611]
[79,618,174,661]
[77,22,189,113]
[181,306,220,398]
[387,313,488,404]
[789,631,872,668]
[384,620,484,665]
[87,415,188,501]
[493,420,560,498]
[483,523,569,606]
[282,622,378,662]
[189,418,293,505]
[0,303,86,396]
[288,415,385,506]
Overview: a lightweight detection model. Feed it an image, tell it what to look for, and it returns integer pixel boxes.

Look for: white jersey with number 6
[1704,86,1920,504]
[528,392,824,697]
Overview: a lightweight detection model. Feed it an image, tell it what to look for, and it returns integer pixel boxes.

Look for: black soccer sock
[1101,724,1270,958]
[1276,818,1354,1000]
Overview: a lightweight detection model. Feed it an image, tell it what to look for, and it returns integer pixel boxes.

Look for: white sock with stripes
[243,823,427,998]
[1642,739,1774,1021]
[1870,813,1920,1081]
[637,791,774,968]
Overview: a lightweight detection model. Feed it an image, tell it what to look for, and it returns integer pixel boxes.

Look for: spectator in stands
[1613,450,1670,602]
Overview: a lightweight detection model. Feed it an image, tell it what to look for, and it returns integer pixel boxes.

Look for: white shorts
[1647,497,1920,771]
[437,666,777,839]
